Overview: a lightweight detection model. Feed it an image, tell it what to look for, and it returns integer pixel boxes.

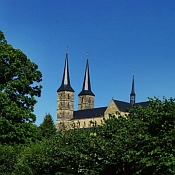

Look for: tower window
[59,103,62,109]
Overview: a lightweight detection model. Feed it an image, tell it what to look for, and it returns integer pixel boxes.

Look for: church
[56,50,148,129]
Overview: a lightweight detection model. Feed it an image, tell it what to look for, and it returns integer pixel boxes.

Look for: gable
[104,100,120,118]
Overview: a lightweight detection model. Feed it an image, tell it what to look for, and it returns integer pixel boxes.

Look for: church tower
[57,49,74,122]
[130,73,136,106]
[78,55,95,110]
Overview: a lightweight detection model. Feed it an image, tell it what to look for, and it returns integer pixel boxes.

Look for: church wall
[56,116,104,129]
[104,100,119,118]
[104,100,128,118]
[57,91,74,120]
[78,95,94,110]
[73,117,104,128]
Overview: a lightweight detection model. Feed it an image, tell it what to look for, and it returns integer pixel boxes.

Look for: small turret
[130,73,136,106]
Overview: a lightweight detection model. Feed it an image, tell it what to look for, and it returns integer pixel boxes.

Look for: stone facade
[78,95,94,110]
[57,117,104,129]
[104,100,128,118]
[57,91,74,121]
[56,99,130,129]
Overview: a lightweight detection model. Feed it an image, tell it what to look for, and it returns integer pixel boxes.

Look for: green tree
[11,97,175,175]
[124,97,175,174]
[38,113,56,139]
[13,131,77,175]
[0,144,23,175]
[0,30,42,145]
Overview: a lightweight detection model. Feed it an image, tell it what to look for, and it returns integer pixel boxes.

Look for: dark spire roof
[78,57,95,96]
[57,51,74,92]
[130,73,136,105]
[130,74,135,95]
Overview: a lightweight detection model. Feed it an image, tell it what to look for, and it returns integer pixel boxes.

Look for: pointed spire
[57,48,74,92]
[130,71,136,105]
[78,54,95,96]
[131,73,135,95]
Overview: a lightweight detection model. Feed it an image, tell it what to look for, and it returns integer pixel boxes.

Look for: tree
[8,96,175,174]
[0,144,21,175]
[124,97,175,174]
[0,30,42,145]
[38,113,56,139]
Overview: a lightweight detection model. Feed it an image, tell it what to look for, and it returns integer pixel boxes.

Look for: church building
[56,50,148,129]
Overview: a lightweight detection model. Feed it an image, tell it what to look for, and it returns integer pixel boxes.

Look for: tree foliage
[38,113,56,139]
[0,31,42,144]
[125,97,175,174]
[0,144,21,175]
[13,97,175,175]
[0,67,175,175]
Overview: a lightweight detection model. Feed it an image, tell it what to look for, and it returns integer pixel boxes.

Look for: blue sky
[1,0,175,125]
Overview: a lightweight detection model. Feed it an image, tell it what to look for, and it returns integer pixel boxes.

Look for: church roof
[73,107,107,119]
[113,100,132,112]
[114,100,149,112]
[78,59,95,96]
[73,100,149,120]
[57,52,74,92]
[135,101,149,107]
